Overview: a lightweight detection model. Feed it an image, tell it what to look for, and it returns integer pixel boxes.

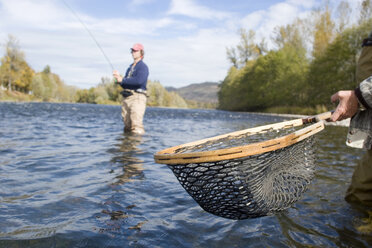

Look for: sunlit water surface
[0,102,371,247]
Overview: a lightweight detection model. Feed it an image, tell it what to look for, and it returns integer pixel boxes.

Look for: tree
[335,1,351,33]
[93,85,109,104]
[147,81,188,108]
[98,77,120,102]
[256,38,268,56]
[30,65,76,102]
[219,44,309,111]
[306,21,372,108]
[30,74,46,99]
[43,65,51,74]
[273,19,306,52]
[226,47,238,68]
[237,28,260,65]
[0,35,34,92]
[218,66,238,110]
[0,36,76,102]
[312,4,335,58]
[226,28,261,68]
[359,0,372,25]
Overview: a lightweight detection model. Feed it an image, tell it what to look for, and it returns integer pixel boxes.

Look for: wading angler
[113,43,149,134]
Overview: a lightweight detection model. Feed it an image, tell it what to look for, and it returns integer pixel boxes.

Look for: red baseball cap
[132,43,144,51]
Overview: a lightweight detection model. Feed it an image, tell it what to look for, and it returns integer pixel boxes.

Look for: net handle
[155,111,332,164]
[302,111,333,124]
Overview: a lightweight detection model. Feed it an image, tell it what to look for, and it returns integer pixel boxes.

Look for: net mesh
[174,123,305,154]
[166,131,316,220]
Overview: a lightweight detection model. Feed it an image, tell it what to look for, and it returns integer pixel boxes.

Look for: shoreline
[0,100,350,127]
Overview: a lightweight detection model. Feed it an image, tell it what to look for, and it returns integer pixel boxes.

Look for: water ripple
[0,103,371,247]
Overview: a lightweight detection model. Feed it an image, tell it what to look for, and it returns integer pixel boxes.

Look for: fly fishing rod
[62,0,114,71]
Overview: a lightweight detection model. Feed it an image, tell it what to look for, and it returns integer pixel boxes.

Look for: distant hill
[166,82,219,104]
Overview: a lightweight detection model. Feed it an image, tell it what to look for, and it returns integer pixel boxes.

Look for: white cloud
[167,0,232,20]
[1,0,361,89]
[240,0,319,48]
[131,0,155,5]
[0,0,236,89]
[89,17,176,35]
[240,10,265,31]
[0,0,70,30]
[0,0,182,88]
[287,0,317,9]
[144,27,237,87]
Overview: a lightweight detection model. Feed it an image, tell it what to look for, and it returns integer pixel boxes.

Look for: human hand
[330,90,359,121]
[113,70,122,82]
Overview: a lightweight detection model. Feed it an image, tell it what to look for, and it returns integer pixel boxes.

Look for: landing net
[154,112,331,219]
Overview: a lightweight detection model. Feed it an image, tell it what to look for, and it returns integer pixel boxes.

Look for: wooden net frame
[155,112,331,165]
[153,111,332,219]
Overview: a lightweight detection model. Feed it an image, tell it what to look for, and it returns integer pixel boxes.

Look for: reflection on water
[99,133,148,235]
[110,133,144,185]
[355,211,372,234]
[0,103,372,247]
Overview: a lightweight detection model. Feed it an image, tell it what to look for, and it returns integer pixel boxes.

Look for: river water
[0,102,371,247]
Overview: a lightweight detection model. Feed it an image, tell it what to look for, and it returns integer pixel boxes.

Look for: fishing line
[62,0,114,71]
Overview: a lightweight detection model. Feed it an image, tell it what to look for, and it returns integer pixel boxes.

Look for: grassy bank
[0,89,39,102]
[0,89,120,105]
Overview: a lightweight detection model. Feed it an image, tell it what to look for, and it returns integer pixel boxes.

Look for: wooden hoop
[154,112,332,165]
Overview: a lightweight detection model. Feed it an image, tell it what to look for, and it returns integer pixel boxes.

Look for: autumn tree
[273,18,307,52]
[0,35,34,92]
[98,76,121,102]
[226,47,238,68]
[359,0,372,24]
[147,80,188,108]
[307,18,372,108]
[312,3,335,58]
[335,1,351,33]
[31,65,77,102]
[226,28,263,68]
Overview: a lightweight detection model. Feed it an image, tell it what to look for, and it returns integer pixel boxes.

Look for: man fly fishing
[113,43,149,134]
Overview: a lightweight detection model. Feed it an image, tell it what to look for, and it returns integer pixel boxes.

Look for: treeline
[219,1,372,114]
[74,80,214,108]
[0,35,188,108]
[185,100,217,109]
[0,35,78,102]
[75,78,188,108]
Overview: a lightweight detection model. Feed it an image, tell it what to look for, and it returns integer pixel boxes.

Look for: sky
[0,0,363,89]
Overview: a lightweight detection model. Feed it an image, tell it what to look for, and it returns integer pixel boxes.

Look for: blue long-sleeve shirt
[119,60,149,91]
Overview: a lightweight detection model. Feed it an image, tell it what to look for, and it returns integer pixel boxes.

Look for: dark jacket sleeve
[355,76,372,109]
[120,61,149,90]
